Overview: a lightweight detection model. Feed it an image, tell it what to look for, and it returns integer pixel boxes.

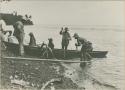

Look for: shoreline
[1,50,79,90]
[1,43,124,90]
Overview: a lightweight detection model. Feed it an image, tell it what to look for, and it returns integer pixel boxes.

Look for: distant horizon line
[32,24,125,27]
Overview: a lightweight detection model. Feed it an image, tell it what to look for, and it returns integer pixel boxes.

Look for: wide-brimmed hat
[29,32,33,36]
[87,41,92,44]
[64,27,69,31]
[73,33,79,38]
[48,38,53,41]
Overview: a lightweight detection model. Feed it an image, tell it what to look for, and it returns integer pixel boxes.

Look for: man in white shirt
[0,15,6,32]
[0,16,7,49]
[8,31,18,43]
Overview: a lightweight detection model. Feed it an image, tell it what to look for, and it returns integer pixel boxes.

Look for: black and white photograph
[0,0,125,90]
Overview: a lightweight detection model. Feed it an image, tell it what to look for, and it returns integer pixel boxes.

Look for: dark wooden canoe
[3,41,108,59]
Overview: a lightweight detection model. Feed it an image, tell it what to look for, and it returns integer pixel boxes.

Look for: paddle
[3,56,94,63]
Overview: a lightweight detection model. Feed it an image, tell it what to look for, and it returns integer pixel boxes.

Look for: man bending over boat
[73,33,93,68]
[13,21,25,56]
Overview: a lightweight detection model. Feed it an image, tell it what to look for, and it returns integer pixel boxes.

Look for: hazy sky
[1,0,125,27]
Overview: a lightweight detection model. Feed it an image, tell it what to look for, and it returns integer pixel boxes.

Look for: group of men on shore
[1,17,93,66]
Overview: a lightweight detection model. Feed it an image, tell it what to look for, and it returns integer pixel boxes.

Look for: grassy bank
[1,50,78,90]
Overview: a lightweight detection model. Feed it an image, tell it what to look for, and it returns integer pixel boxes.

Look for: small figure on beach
[13,21,25,56]
[73,33,93,68]
[29,32,36,47]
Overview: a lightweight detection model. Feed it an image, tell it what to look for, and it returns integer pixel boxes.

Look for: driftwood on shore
[2,57,93,63]
[41,78,61,90]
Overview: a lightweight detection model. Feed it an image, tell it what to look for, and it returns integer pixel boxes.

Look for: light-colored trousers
[16,34,25,56]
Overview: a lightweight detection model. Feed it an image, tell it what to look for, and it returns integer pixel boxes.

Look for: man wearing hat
[73,33,93,68]
[60,27,71,50]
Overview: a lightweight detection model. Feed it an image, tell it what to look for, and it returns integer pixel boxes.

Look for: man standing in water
[73,33,93,68]
[13,21,25,56]
[60,27,71,58]
[60,27,71,50]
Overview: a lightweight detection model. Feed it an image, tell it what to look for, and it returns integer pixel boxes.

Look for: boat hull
[1,13,33,25]
[3,42,108,59]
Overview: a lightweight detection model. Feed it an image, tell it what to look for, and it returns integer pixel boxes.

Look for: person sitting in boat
[48,38,54,50]
[29,32,36,47]
[48,38,55,58]
[13,21,25,56]
[73,33,93,68]
[2,32,9,42]
[60,27,71,50]
[2,31,15,42]
[86,41,93,52]
[40,42,55,59]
